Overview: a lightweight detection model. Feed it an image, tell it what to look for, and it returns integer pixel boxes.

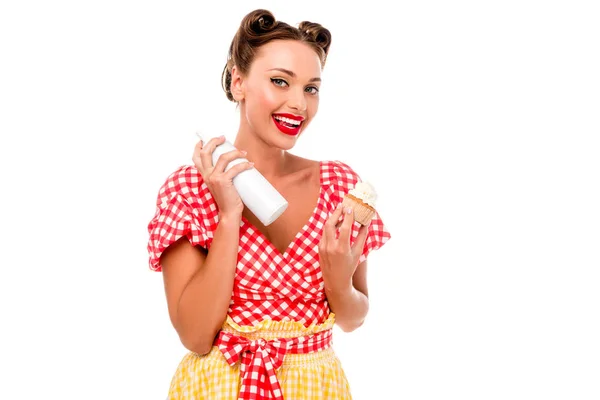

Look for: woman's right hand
[192,135,254,218]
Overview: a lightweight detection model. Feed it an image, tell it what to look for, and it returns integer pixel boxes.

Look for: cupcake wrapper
[342,196,376,225]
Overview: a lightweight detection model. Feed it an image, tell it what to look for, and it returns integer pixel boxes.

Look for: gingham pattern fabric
[166,317,351,399]
[215,328,332,400]
[147,160,391,328]
[147,160,391,399]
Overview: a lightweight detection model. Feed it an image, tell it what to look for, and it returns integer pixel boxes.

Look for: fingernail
[337,203,342,209]
[345,207,352,214]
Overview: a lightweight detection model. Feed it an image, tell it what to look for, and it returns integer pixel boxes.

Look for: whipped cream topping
[348,181,377,207]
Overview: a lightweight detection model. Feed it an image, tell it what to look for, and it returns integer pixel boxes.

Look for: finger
[192,139,204,169]
[351,222,371,259]
[338,206,355,245]
[334,208,345,229]
[324,203,344,242]
[199,135,226,169]
[223,160,255,180]
[213,149,248,173]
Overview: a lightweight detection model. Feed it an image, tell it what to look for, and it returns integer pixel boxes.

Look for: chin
[268,126,305,149]
[275,137,297,151]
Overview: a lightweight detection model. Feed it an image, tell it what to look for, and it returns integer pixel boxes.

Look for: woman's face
[233,40,322,149]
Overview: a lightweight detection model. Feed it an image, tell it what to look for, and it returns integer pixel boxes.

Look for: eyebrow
[267,68,321,83]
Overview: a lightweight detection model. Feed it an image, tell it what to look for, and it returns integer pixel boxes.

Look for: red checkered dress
[147,160,391,399]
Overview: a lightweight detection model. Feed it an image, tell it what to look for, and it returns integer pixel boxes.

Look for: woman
[147,9,391,399]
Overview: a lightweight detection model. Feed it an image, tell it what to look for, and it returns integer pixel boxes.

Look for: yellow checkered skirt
[167,314,352,399]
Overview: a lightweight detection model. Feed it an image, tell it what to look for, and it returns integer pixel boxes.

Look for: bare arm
[325,260,369,332]
[159,135,253,354]
[160,213,241,355]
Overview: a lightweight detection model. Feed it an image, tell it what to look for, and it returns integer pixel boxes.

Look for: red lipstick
[272,113,304,136]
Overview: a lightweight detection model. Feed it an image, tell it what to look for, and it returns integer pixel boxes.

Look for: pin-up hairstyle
[222,9,332,102]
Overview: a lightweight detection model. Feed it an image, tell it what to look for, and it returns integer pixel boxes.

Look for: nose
[287,88,307,112]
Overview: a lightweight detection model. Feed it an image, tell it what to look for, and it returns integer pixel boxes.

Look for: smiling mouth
[272,114,303,136]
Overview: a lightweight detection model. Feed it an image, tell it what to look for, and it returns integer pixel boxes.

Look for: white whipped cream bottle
[196,132,288,226]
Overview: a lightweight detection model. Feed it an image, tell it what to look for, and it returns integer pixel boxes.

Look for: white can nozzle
[195,131,225,143]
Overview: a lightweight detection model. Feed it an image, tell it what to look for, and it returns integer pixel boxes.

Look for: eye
[270,78,288,87]
[305,86,320,95]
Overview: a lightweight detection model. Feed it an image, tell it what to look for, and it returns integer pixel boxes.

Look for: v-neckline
[240,160,324,259]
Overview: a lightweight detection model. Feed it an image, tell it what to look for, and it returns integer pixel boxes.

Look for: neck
[233,125,294,182]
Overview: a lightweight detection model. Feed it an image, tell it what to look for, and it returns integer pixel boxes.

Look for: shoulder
[285,156,361,188]
[321,160,361,188]
[282,155,320,187]
[147,165,214,270]
[319,160,363,204]
[154,164,207,208]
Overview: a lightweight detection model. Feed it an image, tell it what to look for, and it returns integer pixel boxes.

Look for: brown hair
[221,9,332,102]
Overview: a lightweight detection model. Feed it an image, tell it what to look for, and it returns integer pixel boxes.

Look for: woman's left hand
[319,204,370,294]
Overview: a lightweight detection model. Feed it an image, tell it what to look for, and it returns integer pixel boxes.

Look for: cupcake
[341,181,378,225]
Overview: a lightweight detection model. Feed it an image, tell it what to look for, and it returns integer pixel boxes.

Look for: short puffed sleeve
[146,165,216,271]
[329,160,392,264]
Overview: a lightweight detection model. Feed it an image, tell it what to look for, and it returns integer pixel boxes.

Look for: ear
[230,65,245,102]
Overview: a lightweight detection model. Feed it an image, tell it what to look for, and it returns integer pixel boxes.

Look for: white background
[1,0,599,399]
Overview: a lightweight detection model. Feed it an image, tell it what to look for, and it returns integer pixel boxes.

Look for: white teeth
[274,115,301,126]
